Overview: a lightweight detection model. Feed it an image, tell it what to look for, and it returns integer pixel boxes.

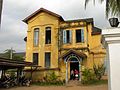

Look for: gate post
[102,28,120,90]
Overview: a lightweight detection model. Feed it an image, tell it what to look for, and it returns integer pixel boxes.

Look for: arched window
[45,27,51,44]
[34,28,39,46]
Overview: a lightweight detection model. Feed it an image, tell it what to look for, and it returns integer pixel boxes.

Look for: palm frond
[85,0,91,9]
[116,0,120,17]
[85,0,120,18]
[106,0,110,18]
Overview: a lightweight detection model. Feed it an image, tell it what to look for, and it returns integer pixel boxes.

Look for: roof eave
[22,8,64,24]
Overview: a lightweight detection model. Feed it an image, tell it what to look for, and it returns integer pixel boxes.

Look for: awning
[0,57,38,69]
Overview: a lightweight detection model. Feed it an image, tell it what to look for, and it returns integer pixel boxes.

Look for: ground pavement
[1,84,108,90]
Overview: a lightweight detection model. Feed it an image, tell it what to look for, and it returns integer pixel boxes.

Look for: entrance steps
[66,80,80,87]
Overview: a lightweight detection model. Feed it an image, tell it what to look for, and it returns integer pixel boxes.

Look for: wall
[26,12,59,68]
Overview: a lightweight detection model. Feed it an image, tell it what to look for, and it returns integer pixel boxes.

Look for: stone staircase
[66,80,80,87]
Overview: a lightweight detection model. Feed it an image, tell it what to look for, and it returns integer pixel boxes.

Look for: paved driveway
[1,84,108,90]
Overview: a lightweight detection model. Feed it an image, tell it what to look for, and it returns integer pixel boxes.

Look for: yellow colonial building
[23,8,106,82]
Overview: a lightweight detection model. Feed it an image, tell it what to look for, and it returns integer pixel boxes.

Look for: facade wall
[26,12,59,68]
[25,10,106,81]
[61,26,88,49]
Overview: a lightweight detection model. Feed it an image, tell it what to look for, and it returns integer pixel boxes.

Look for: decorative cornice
[102,28,120,47]
[60,21,86,29]
[60,47,89,51]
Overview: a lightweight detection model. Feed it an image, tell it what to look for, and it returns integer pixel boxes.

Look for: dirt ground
[1,84,108,90]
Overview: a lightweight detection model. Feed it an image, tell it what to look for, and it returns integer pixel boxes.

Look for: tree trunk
[0,0,3,25]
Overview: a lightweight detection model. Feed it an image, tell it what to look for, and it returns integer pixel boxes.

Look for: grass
[93,79,108,85]
[81,79,108,86]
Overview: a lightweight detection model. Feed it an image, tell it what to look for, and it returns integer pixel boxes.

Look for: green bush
[81,64,106,85]
[32,71,65,86]
[48,72,58,81]
[93,64,105,80]
[81,68,96,84]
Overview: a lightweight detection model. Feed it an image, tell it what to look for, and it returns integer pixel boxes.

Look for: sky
[0,0,110,53]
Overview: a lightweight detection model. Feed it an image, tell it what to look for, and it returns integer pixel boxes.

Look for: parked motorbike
[19,76,31,87]
[0,75,31,88]
[0,76,11,88]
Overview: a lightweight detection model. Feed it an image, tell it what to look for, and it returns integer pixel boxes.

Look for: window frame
[45,27,51,44]
[33,28,39,47]
[75,29,84,43]
[45,52,51,68]
[63,30,72,44]
[33,53,39,65]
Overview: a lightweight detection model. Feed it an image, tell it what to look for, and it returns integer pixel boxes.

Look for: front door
[70,61,79,80]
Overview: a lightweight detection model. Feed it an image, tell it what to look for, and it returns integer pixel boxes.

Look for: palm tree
[4,49,15,59]
[85,0,120,18]
[0,0,3,24]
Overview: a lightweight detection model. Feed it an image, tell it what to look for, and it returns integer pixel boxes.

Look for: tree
[3,49,24,61]
[3,49,15,59]
[0,0,3,24]
[85,0,120,18]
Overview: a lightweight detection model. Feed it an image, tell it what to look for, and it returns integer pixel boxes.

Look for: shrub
[32,71,65,86]
[81,64,106,85]
[93,64,106,80]
[48,72,58,81]
[81,68,96,84]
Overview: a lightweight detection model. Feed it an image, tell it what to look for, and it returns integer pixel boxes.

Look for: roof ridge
[23,8,64,23]
[65,18,93,22]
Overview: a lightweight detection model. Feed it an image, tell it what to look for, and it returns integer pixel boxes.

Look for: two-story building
[23,8,106,82]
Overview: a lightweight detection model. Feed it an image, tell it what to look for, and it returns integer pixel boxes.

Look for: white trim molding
[102,27,120,90]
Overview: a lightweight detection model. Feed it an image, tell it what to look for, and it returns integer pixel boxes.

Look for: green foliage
[32,71,65,86]
[47,72,58,81]
[81,68,96,84]
[85,0,120,17]
[93,64,105,80]
[82,64,106,85]
[3,49,15,59]
[2,49,24,61]
[13,55,24,61]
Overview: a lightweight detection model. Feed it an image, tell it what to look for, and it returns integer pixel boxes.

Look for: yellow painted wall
[61,27,87,49]
[26,12,59,68]
[25,10,106,81]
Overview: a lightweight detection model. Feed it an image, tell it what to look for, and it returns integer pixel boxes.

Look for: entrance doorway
[70,61,79,80]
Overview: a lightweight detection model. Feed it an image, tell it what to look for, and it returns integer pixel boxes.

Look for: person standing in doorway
[70,70,74,80]
[74,69,79,80]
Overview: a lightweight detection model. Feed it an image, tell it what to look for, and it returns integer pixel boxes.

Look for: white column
[102,28,120,90]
